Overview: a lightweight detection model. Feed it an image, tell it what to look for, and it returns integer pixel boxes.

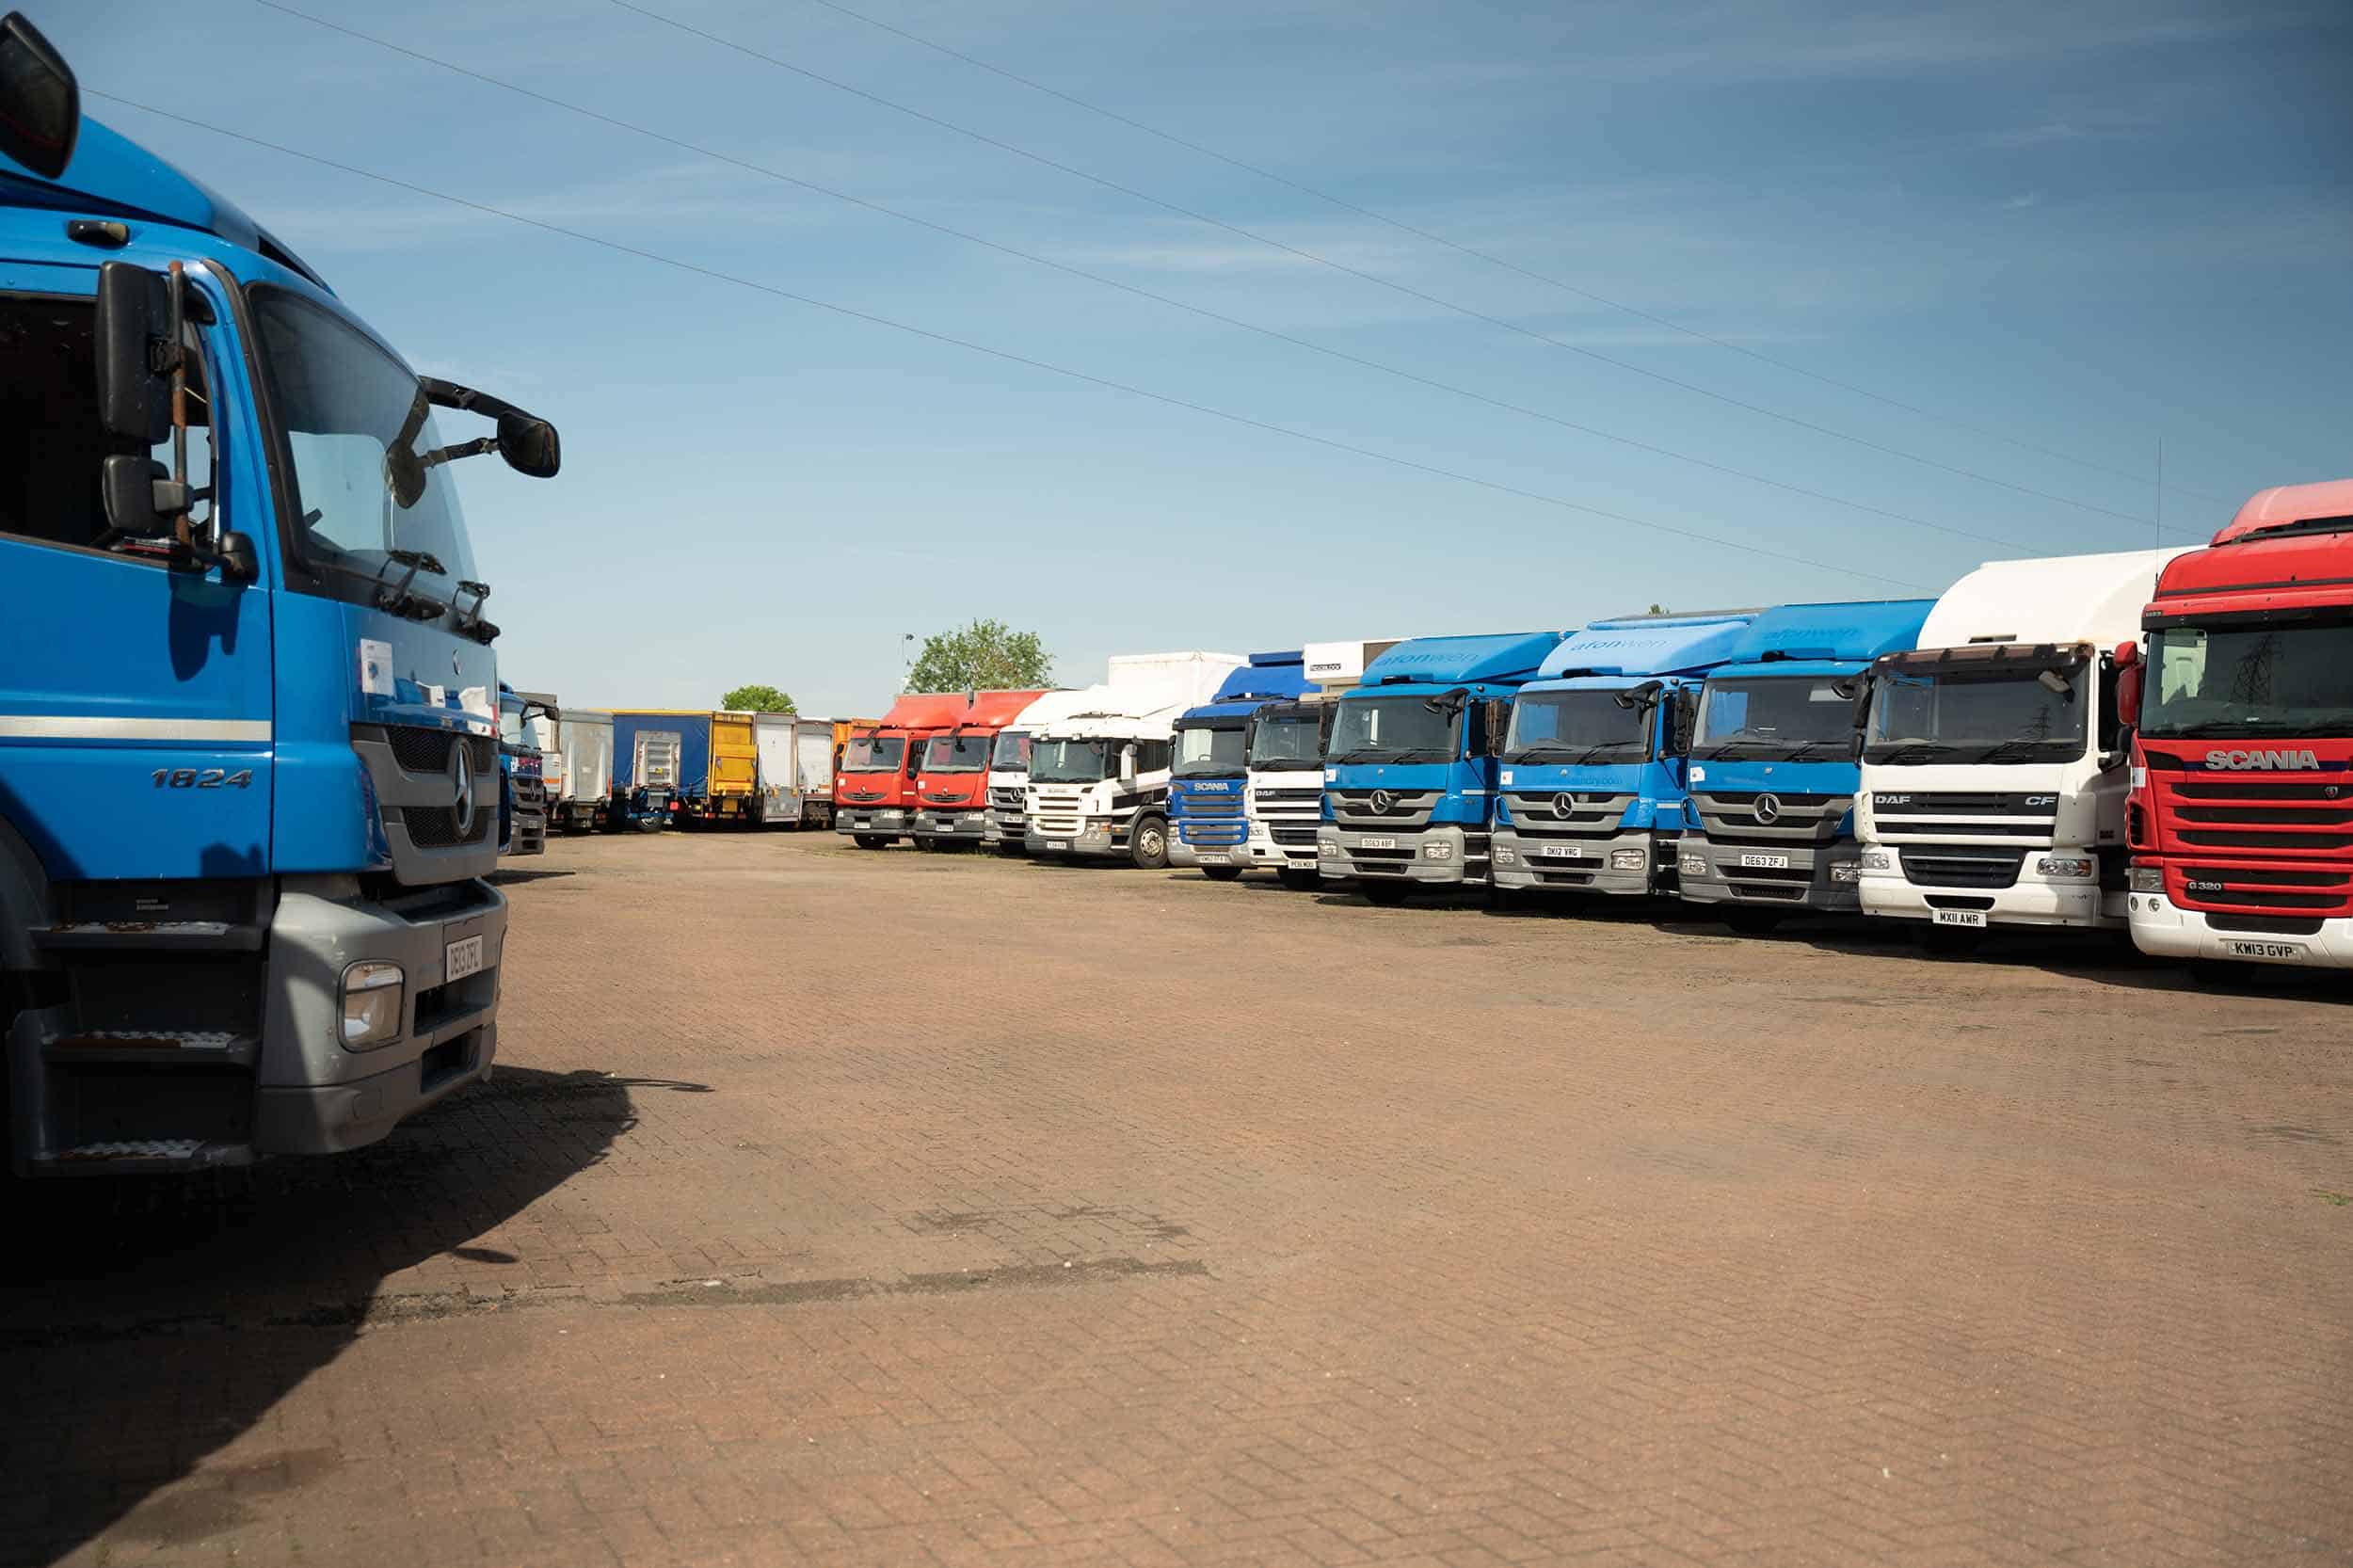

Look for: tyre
[853,834,892,850]
[1277,867,1322,891]
[1360,880,1411,905]
[1129,815,1170,871]
[1200,865,1243,882]
[1723,906,1784,936]
[632,815,664,834]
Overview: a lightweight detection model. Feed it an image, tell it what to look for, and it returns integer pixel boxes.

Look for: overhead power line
[253,0,2048,559]
[604,0,2201,540]
[793,0,2242,512]
[90,90,1931,592]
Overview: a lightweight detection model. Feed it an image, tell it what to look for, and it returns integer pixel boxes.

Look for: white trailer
[1025,651,1246,868]
[1855,547,2194,937]
[1239,638,1401,884]
[554,709,613,832]
[755,713,838,828]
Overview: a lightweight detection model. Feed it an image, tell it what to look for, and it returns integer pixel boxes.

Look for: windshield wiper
[372,549,449,621]
[1871,742,1946,764]
[1780,740,1839,761]
[1972,737,2068,763]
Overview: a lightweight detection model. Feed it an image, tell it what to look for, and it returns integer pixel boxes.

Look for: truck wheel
[1200,865,1243,882]
[1723,907,1784,936]
[1129,816,1170,870]
[1277,868,1322,891]
[1360,881,1410,905]
[854,834,892,850]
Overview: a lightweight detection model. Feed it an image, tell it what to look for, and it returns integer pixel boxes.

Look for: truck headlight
[1319,840,1340,858]
[1423,841,1453,860]
[2128,865,2163,893]
[1828,861,1859,884]
[1679,852,1705,875]
[1495,844,1516,864]
[1858,849,1892,871]
[1610,848,1647,872]
[340,959,405,1049]
[2036,856,2093,879]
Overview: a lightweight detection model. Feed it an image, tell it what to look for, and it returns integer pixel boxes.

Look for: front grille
[1899,847,2025,889]
[512,776,548,809]
[403,804,495,849]
[1506,792,1632,841]
[1252,787,1321,804]
[1178,794,1243,818]
[2207,913,2326,936]
[1270,824,1318,846]
[2179,829,2353,850]
[1869,792,2057,816]
[1693,791,1846,849]
[1330,790,1440,829]
[2176,864,2353,916]
[384,726,495,776]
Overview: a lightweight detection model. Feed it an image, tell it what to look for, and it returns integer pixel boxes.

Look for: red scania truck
[833,693,971,849]
[2125,478,2353,974]
[909,690,1049,849]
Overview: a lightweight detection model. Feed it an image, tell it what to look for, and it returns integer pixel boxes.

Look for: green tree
[905,618,1054,694]
[1647,603,1670,616]
[720,683,796,712]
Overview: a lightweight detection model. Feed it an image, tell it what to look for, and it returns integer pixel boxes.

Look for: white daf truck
[1237,638,1400,887]
[1855,547,2195,937]
[1026,652,1245,868]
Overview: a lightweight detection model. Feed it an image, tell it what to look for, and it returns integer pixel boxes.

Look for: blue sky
[50,0,2353,717]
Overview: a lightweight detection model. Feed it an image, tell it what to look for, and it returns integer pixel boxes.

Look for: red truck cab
[2125,478,2353,973]
[833,693,973,849]
[909,690,1048,848]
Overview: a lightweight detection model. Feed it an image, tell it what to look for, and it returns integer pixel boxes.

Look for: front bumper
[1318,823,1482,887]
[837,808,909,836]
[2128,890,2353,968]
[913,808,988,840]
[1677,833,1861,911]
[1491,827,1657,895]
[1028,823,1123,857]
[1857,857,2112,929]
[254,877,504,1156]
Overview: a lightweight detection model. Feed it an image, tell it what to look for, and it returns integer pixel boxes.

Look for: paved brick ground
[6,831,2350,1568]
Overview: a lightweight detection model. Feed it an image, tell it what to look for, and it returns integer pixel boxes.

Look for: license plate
[1536,845,1592,859]
[1359,837,1398,850]
[1932,909,1987,928]
[444,933,485,982]
[1738,853,1790,870]
[1046,840,1068,850]
[2224,939,2308,963]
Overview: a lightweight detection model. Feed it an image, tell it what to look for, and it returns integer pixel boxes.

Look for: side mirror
[1670,688,1699,756]
[95,261,169,445]
[2116,664,2142,731]
[1614,679,1664,712]
[1118,746,1136,783]
[0,12,80,179]
[100,456,178,539]
[497,412,560,478]
[1483,697,1509,758]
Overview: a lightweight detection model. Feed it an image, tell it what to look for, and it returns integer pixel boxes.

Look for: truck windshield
[1865,663,2087,762]
[990,728,1032,771]
[249,286,479,605]
[1030,739,1109,783]
[1328,697,1455,763]
[923,734,992,770]
[1505,691,1649,763]
[1173,723,1246,777]
[1695,677,1857,760]
[2142,623,2353,738]
[841,735,906,772]
[1249,713,1324,771]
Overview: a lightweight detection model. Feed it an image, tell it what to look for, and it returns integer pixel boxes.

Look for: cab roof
[3,119,332,292]
[1924,548,2194,649]
[873,692,978,731]
[1707,600,1936,678]
[1532,612,1756,683]
[1204,649,1310,708]
[2209,478,2353,546]
[1355,631,1567,691]
[2153,481,2353,621]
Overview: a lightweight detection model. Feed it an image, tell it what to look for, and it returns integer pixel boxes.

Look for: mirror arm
[419,436,499,472]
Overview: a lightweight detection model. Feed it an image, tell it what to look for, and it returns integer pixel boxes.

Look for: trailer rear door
[711,712,758,803]
[754,713,802,824]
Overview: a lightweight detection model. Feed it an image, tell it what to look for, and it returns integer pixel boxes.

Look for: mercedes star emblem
[449,741,475,837]
[1369,789,1395,813]
[1551,792,1577,820]
[1753,792,1782,825]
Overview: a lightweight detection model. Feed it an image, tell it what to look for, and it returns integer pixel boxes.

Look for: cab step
[30,1139,257,1176]
[31,920,265,953]
[38,1029,259,1067]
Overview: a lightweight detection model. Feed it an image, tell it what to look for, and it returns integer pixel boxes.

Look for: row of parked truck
[807,492,2353,981]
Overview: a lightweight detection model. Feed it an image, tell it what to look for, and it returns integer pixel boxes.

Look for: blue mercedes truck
[0,17,561,1175]
[1675,600,1935,932]
[1168,650,1308,882]
[1317,632,1568,904]
[1490,614,1755,905]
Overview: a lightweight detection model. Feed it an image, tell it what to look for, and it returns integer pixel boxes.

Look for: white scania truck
[1237,638,1400,887]
[1855,548,2194,938]
[1026,652,1245,868]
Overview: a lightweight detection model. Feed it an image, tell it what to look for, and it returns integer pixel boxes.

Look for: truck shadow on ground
[0,1065,660,1564]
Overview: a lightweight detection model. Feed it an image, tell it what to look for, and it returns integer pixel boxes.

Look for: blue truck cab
[497,683,550,856]
[1168,650,1308,880]
[1491,614,1756,902]
[1317,632,1568,904]
[1674,600,1935,929]
[0,24,559,1175]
